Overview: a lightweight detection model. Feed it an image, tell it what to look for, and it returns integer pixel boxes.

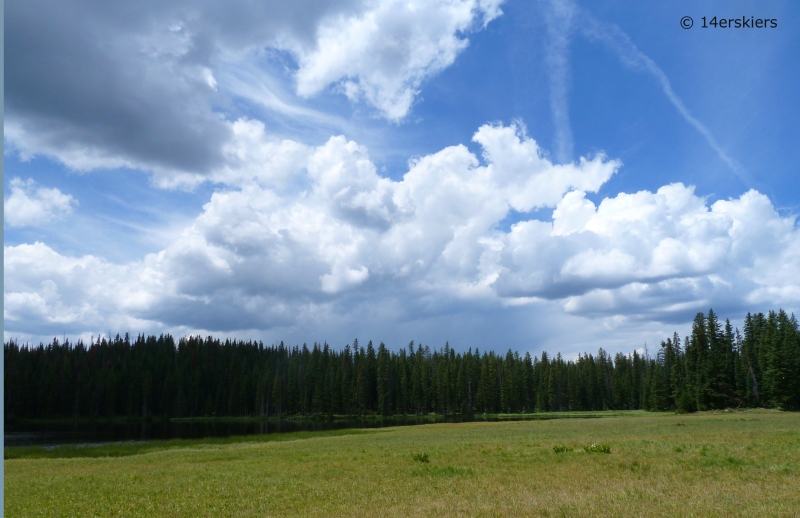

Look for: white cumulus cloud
[3,242,159,335]
[4,178,78,228]
[523,180,800,324]
[289,0,504,120]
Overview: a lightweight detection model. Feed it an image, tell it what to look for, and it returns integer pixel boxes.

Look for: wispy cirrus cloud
[542,0,576,164]
[576,8,750,185]
[542,0,746,183]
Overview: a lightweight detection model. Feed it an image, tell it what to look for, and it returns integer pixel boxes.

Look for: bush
[552,445,574,453]
[412,452,429,463]
[583,443,611,454]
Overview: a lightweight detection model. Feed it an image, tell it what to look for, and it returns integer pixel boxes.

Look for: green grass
[6,409,800,516]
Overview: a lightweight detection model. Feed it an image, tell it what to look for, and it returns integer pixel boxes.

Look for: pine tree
[685,312,708,410]
[376,342,391,416]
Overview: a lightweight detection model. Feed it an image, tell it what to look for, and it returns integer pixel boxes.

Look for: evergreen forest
[5,308,800,421]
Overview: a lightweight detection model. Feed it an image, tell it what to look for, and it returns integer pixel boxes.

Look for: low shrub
[583,443,611,454]
[412,452,429,463]
[552,445,574,453]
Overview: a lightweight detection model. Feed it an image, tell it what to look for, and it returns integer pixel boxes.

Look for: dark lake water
[5,414,578,448]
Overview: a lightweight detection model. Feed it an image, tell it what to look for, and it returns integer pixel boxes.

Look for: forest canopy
[5,309,799,421]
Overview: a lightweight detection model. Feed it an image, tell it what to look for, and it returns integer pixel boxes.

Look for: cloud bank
[6,123,799,348]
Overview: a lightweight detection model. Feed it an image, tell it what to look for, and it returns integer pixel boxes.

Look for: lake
[5,414,583,447]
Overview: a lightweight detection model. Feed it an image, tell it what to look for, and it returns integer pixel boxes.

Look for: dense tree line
[5,309,799,420]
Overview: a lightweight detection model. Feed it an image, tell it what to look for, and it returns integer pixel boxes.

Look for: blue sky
[5,0,800,356]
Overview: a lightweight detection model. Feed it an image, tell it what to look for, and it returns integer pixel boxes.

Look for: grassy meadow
[5,409,800,517]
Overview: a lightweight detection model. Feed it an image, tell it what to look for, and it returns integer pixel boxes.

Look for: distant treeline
[4,309,799,420]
